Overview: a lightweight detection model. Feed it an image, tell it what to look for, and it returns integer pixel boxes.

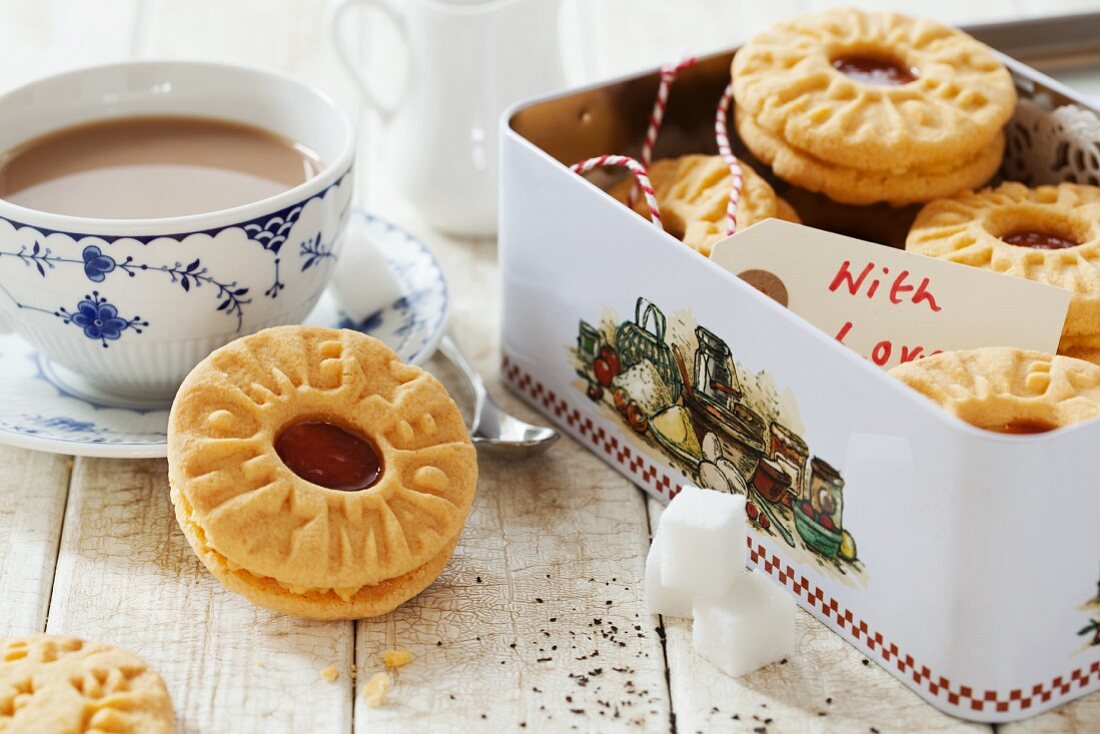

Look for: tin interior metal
[966,11,1100,72]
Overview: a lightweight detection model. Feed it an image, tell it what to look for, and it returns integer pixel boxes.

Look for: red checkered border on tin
[501,355,1100,716]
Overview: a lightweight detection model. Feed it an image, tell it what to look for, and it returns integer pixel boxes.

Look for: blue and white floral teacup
[0,60,355,400]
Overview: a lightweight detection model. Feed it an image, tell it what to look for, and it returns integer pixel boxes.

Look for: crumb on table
[362,672,391,708]
[320,665,339,683]
[383,648,413,669]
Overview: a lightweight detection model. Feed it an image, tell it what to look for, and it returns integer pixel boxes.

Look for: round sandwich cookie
[607,154,800,256]
[732,7,1016,172]
[906,182,1100,363]
[168,325,478,620]
[734,108,1005,206]
[889,347,1100,434]
[731,7,1016,206]
[0,634,173,733]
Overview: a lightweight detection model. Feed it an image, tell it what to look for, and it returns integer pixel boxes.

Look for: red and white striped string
[627,56,698,208]
[571,154,663,228]
[715,81,744,236]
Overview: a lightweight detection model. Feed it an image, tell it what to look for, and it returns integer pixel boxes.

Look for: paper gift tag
[709,219,1071,369]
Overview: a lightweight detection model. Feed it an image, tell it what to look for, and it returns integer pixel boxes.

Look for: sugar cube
[692,569,795,677]
[660,486,746,594]
[644,529,693,618]
[331,227,404,318]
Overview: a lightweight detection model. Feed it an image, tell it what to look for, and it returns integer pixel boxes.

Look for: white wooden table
[1,1,1099,731]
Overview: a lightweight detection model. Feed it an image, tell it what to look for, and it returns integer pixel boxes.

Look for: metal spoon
[437,334,560,456]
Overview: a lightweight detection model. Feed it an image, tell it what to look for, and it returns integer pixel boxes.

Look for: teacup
[0,60,355,400]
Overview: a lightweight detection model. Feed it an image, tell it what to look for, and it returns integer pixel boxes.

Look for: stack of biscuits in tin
[732,7,1017,207]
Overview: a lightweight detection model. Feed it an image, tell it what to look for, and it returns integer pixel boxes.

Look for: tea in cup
[0,60,356,399]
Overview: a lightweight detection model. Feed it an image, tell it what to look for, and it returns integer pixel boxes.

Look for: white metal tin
[499,50,1100,723]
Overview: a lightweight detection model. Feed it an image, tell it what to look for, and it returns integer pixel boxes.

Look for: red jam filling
[275,420,383,491]
[986,419,1058,435]
[832,54,917,85]
[1000,229,1080,250]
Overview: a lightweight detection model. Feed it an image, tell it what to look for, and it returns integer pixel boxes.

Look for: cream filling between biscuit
[177,492,444,603]
[742,109,1001,177]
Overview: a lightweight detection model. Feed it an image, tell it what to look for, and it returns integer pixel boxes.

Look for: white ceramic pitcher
[332,0,565,236]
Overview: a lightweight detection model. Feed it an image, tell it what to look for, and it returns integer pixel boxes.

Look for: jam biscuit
[735,109,1005,206]
[889,348,1100,433]
[906,182,1100,362]
[608,154,800,256]
[168,325,478,620]
[0,635,173,733]
[732,8,1016,173]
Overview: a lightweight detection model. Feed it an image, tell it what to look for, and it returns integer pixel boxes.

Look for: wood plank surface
[45,458,355,733]
[354,442,668,732]
[0,447,71,636]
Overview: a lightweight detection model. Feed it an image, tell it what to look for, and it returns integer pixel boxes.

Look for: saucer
[0,210,449,459]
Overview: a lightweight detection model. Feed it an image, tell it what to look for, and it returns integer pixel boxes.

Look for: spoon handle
[437,333,492,438]
[437,334,561,454]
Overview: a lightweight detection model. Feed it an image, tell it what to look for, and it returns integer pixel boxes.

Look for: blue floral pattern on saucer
[0,210,449,459]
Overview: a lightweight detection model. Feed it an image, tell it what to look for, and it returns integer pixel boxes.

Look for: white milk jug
[332,0,566,236]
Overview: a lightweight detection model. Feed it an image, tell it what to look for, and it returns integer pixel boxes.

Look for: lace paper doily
[1004,99,1100,186]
